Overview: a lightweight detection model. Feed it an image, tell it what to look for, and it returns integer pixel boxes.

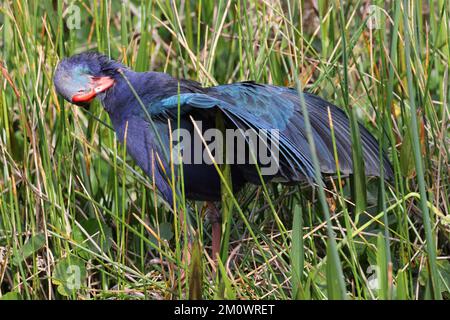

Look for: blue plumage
[54,52,393,204]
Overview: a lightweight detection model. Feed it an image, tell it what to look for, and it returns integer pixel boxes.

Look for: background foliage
[0,0,449,299]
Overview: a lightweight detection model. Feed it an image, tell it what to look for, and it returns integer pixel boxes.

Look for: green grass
[0,0,449,300]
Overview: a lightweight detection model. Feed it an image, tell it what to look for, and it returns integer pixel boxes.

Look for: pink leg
[206,202,221,261]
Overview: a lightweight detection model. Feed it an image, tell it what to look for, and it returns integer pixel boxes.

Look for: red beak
[72,76,115,103]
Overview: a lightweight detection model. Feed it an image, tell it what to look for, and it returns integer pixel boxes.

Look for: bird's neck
[99,69,174,135]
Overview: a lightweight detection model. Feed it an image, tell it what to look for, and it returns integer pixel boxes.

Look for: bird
[54,51,393,259]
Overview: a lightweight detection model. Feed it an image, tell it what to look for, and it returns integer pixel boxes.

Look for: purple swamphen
[54,52,393,259]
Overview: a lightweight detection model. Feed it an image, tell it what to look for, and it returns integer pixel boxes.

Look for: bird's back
[204,82,393,181]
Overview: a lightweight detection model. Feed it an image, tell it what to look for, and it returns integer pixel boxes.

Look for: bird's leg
[206,202,221,261]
